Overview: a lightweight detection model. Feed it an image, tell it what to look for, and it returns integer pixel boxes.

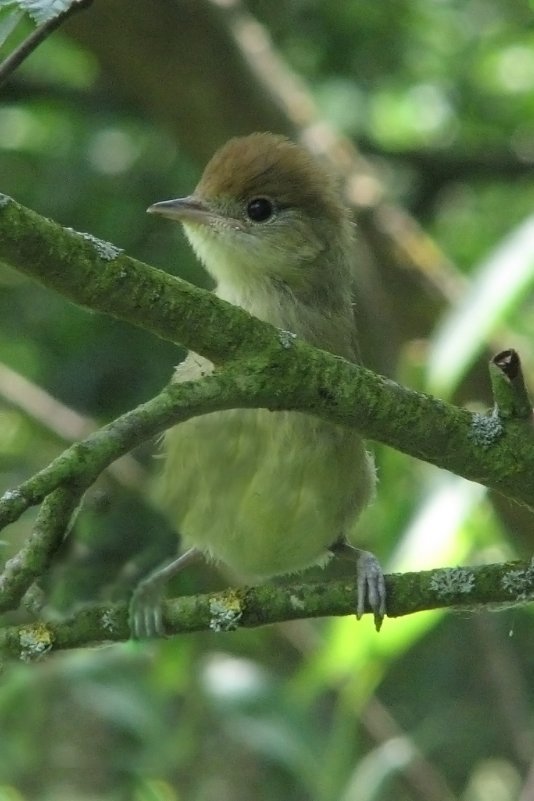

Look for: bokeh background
[1,1,534,799]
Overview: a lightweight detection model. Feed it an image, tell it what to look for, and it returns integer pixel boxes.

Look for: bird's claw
[356,549,387,631]
[129,576,166,639]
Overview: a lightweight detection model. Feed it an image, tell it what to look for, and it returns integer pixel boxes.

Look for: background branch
[0,360,146,489]
[0,0,93,88]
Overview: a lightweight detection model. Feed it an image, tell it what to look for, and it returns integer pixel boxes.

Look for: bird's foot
[129,573,167,639]
[129,547,202,639]
[355,549,386,631]
[330,541,386,631]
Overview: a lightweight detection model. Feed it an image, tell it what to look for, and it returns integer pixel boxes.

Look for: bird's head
[148,133,354,296]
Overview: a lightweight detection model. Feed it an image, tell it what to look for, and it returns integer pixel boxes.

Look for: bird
[131,132,386,637]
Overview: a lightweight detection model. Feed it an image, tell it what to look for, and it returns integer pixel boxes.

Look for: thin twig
[0,0,93,89]
[0,485,83,612]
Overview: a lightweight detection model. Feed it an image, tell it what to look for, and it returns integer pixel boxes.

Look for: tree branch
[1,194,533,501]
[1,561,533,659]
[0,486,82,612]
[0,373,249,540]
[1,194,534,624]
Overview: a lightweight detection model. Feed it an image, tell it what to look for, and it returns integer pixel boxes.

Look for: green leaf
[427,216,534,396]
[0,7,23,48]
[2,0,76,26]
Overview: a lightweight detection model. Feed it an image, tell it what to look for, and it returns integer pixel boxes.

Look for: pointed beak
[147,195,212,225]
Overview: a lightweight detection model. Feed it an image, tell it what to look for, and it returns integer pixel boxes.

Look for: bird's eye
[246,197,275,223]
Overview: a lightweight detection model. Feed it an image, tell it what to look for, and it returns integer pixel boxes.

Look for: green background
[1,1,534,799]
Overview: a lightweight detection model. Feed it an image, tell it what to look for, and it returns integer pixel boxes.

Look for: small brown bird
[131,132,385,636]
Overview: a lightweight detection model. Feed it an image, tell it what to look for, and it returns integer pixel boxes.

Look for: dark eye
[246,197,275,222]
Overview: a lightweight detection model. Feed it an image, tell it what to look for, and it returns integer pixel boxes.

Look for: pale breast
[160,403,375,578]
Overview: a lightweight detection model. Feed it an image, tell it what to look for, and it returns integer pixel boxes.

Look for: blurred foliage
[1,1,534,800]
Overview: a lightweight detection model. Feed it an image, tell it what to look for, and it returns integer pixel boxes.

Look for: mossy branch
[1,194,533,503]
[1,194,534,629]
[1,560,533,660]
[0,193,272,363]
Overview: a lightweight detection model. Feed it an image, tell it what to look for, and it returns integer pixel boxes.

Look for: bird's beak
[147,195,212,225]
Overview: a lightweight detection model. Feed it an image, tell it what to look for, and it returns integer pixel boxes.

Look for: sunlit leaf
[0,7,23,47]
[3,0,77,25]
[389,472,486,572]
[427,215,534,396]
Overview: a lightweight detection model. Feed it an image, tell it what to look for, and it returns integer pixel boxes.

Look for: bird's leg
[129,546,203,639]
[330,540,386,631]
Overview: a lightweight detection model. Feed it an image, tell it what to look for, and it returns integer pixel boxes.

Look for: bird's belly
[160,409,374,578]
